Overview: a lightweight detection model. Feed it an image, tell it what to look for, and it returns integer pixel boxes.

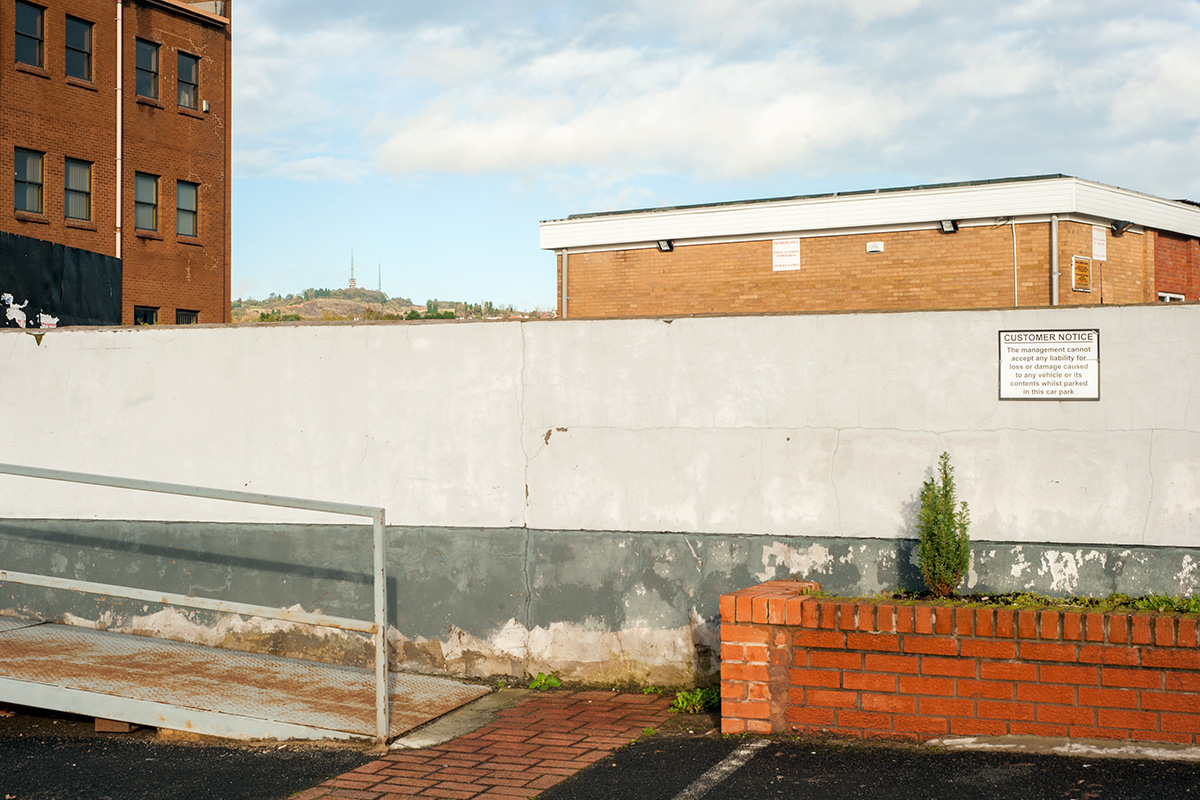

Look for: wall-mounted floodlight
[939,220,959,233]
[657,240,674,252]
[1111,220,1134,235]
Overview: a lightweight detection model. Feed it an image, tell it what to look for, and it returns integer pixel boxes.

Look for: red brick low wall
[720,581,1200,744]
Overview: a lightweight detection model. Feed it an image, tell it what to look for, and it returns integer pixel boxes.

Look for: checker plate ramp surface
[0,615,39,633]
[0,621,489,741]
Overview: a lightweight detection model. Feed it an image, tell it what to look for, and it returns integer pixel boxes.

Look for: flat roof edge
[139,0,230,27]
[553,174,1074,222]
[539,175,1200,250]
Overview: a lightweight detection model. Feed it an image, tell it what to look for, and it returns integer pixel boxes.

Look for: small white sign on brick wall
[772,238,801,271]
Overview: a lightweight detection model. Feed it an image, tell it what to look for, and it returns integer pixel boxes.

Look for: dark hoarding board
[0,231,121,328]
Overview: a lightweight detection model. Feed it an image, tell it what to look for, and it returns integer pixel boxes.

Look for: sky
[231,0,1200,310]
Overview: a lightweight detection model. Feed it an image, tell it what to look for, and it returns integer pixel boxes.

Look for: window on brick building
[15,1,44,68]
[64,158,91,220]
[178,52,199,109]
[175,309,199,324]
[135,39,159,99]
[133,306,158,325]
[1158,292,1185,303]
[65,16,93,80]
[134,173,158,230]
[14,148,43,214]
[176,180,198,236]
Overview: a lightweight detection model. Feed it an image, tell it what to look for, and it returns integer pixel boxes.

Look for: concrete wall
[1,304,1198,684]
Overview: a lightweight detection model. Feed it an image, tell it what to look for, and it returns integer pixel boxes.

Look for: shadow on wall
[896,492,926,592]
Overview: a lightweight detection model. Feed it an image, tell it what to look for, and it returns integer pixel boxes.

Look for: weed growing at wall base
[670,688,720,714]
[528,672,561,690]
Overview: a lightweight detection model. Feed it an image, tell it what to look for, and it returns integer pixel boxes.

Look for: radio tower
[348,250,357,289]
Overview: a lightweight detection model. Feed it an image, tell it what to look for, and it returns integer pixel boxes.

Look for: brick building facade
[1,0,230,326]
[540,176,1200,319]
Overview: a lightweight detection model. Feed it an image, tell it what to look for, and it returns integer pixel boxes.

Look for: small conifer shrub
[917,452,971,598]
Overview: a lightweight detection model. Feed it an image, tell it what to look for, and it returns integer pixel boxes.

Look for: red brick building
[540,176,1200,319]
[2,0,230,326]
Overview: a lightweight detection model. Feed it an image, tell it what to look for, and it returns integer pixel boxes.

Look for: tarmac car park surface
[4,697,1200,800]
[0,704,373,800]
[540,733,1200,800]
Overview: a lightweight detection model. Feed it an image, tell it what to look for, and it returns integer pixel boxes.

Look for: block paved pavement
[292,690,674,800]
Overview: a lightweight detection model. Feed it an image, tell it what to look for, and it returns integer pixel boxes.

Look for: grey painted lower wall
[4,520,1198,686]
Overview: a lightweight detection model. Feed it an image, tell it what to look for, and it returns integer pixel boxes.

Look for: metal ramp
[0,617,489,741]
[0,462,484,744]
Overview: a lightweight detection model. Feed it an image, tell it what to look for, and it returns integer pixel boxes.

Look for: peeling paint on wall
[2,293,29,328]
[1037,550,1110,594]
[1040,550,1082,594]
[1178,555,1199,596]
[392,608,721,686]
[757,542,834,582]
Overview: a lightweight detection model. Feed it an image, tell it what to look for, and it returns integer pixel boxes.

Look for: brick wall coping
[720,581,1200,648]
[720,581,1200,745]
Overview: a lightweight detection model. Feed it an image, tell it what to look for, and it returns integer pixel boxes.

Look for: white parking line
[671,739,771,800]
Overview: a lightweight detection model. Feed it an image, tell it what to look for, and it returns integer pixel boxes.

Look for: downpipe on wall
[1051,215,1059,306]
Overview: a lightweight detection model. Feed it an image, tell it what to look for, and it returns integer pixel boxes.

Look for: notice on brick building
[772,238,801,271]
[1092,225,1107,261]
[999,330,1100,400]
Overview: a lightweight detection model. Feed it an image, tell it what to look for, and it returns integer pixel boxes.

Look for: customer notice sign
[999,330,1100,400]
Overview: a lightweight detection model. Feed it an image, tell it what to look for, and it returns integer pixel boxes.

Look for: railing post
[373,509,389,747]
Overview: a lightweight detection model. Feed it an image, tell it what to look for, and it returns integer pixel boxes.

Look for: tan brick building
[540,176,1200,319]
[2,0,230,327]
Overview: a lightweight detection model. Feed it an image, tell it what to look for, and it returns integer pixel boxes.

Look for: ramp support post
[374,509,389,747]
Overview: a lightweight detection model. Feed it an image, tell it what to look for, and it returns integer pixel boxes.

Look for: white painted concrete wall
[1,304,1197,547]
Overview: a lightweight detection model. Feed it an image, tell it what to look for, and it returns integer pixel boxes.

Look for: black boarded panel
[59,242,121,326]
[0,231,121,327]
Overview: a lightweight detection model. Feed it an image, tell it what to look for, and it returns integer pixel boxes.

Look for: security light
[939,220,959,233]
[1111,220,1134,235]
[657,240,674,252]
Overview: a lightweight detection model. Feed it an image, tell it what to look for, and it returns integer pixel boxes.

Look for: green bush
[917,452,971,598]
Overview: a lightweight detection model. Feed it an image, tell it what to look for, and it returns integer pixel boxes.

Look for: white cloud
[1110,45,1200,131]
[844,0,931,24]
[233,0,1200,198]
[371,41,913,179]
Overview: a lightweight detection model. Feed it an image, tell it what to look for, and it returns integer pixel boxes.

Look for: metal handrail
[0,462,389,745]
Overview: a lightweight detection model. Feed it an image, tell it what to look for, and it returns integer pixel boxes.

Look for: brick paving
[293,691,673,799]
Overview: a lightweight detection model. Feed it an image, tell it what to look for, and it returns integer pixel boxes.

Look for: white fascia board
[539,177,1200,251]
[561,216,1054,254]
[1072,181,1200,236]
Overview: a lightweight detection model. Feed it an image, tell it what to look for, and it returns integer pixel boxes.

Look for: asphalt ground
[541,734,1200,800]
[5,696,1200,800]
[0,704,374,800]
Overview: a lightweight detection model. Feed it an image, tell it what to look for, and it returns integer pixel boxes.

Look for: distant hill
[230,288,552,324]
